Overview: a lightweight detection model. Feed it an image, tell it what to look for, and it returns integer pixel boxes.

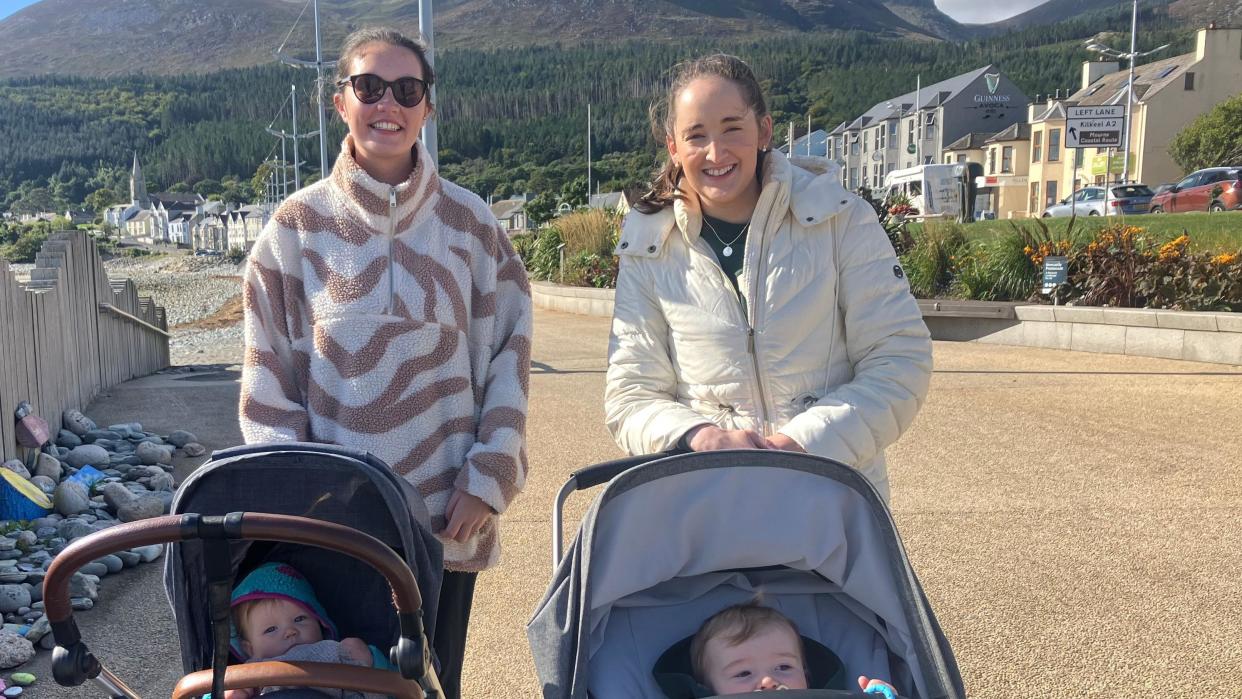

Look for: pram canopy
[165,442,444,675]
[528,450,964,699]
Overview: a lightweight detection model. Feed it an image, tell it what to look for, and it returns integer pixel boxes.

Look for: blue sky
[0,0,36,21]
[0,0,1048,25]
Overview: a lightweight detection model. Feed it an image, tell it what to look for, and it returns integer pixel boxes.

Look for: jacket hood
[617,150,851,259]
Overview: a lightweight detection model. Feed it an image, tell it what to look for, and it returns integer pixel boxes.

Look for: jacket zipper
[385,187,397,315]
[744,220,773,435]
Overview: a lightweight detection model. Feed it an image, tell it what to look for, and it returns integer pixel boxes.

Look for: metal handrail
[97,303,172,338]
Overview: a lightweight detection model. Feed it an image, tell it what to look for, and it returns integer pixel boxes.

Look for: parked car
[1149,167,1242,213]
[1042,184,1153,217]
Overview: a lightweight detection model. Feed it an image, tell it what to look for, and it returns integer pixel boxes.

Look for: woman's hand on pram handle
[443,488,492,542]
[686,425,771,451]
[765,433,806,453]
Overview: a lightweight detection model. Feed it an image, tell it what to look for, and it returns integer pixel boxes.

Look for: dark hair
[690,602,803,686]
[335,27,436,109]
[635,53,770,214]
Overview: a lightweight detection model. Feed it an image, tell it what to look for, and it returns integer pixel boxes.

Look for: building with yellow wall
[1012,26,1242,216]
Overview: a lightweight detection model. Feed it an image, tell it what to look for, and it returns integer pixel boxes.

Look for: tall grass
[550,209,619,257]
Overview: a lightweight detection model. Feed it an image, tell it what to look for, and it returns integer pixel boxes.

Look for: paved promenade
[28,308,1241,698]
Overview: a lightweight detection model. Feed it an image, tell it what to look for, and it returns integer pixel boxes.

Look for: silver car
[1043,184,1154,217]
[1043,187,1106,217]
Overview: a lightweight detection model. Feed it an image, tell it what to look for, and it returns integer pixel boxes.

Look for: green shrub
[226,246,247,264]
[564,250,619,288]
[510,233,536,263]
[900,222,967,298]
[524,228,565,282]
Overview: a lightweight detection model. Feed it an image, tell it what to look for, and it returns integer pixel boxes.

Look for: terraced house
[1021,25,1242,217]
[826,65,1029,191]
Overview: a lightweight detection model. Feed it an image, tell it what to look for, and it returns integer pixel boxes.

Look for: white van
[882,164,971,219]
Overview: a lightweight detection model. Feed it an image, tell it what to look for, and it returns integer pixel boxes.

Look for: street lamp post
[1085,0,1169,184]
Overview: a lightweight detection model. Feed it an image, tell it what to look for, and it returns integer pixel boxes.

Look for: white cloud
[936,0,1050,24]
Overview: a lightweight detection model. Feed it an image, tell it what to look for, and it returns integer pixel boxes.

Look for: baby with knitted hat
[225,562,389,699]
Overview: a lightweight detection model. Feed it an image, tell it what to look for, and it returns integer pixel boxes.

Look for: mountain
[0,0,967,78]
[987,0,1166,30]
[985,0,1242,31]
[883,0,972,40]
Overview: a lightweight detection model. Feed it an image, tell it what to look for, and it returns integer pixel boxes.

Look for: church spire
[131,152,149,206]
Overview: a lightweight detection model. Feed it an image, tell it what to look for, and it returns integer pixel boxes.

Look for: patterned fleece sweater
[240,137,532,571]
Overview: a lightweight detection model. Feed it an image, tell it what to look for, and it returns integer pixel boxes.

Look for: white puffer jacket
[604,150,932,500]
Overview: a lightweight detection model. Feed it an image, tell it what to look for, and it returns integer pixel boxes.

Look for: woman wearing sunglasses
[239,27,532,699]
[604,54,932,501]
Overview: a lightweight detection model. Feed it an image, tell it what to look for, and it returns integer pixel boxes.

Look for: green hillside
[0,3,1194,215]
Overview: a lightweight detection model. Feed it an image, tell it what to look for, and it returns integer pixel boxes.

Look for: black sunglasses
[336,73,429,108]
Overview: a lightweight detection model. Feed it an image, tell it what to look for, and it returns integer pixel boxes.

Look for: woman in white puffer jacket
[604,54,932,501]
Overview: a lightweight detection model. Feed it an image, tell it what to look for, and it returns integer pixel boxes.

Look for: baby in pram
[692,602,898,697]
[225,562,390,699]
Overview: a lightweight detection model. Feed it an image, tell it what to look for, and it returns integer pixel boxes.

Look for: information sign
[1066,105,1125,149]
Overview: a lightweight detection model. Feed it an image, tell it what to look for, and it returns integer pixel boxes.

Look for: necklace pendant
[722,245,733,257]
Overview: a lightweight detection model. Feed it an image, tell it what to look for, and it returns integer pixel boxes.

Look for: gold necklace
[701,218,748,258]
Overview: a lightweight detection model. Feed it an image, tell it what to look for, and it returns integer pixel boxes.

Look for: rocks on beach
[0,407,205,680]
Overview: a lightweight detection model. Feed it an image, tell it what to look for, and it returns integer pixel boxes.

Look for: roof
[782,129,829,157]
[1068,51,1197,106]
[588,192,624,210]
[827,121,849,136]
[151,192,205,206]
[986,123,1031,143]
[945,132,996,151]
[850,65,1001,129]
[490,198,525,220]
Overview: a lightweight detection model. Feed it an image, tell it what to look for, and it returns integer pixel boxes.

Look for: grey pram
[528,450,965,698]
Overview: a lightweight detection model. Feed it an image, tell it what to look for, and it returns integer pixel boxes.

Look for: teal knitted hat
[230,562,339,659]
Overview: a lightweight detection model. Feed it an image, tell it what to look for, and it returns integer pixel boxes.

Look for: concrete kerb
[532,281,1242,366]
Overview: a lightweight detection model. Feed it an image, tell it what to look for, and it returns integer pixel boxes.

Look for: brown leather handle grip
[171,661,423,699]
[45,513,422,624]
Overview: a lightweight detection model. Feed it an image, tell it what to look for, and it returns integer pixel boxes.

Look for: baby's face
[240,598,324,660]
[703,625,808,694]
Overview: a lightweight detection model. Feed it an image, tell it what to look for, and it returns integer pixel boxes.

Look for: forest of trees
[0,3,1195,215]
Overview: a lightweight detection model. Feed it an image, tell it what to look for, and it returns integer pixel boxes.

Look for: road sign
[1066,105,1125,149]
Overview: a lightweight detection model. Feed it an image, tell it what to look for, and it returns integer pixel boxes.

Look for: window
[1030,181,1040,213]
[1048,128,1061,162]
[873,164,881,187]
[1046,180,1058,208]
[1176,173,1200,190]
[1032,131,1043,162]
[1002,146,1014,173]
[988,148,997,175]
[878,127,886,150]
[907,119,915,147]
[863,130,870,153]
[957,154,967,163]
[888,121,898,141]
[849,167,858,188]
[924,155,934,165]
[1184,72,1195,90]
[1157,66,1177,79]
[850,134,859,156]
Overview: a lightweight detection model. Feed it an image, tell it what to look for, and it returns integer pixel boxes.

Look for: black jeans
[433,570,478,699]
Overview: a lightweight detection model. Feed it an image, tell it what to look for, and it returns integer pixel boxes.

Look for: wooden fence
[0,231,169,461]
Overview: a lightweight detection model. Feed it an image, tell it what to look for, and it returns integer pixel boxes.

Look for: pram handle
[46,513,440,697]
[173,661,422,699]
[552,451,680,568]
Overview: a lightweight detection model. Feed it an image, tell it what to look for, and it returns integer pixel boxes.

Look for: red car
[1149,167,1242,213]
